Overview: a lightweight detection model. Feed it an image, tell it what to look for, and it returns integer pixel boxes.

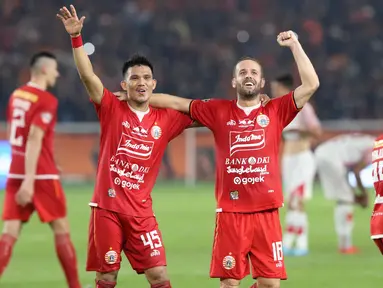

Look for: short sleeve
[189,99,220,130]
[166,109,194,141]
[92,88,118,118]
[273,91,300,128]
[31,98,57,131]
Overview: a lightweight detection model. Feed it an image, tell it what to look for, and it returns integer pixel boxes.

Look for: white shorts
[314,146,353,203]
[282,150,316,200]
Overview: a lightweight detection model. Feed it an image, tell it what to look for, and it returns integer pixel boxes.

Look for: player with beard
[57,5,194,288]
[147,31,319,287]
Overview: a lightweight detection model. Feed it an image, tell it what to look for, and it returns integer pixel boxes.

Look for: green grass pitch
[0,182,381,287]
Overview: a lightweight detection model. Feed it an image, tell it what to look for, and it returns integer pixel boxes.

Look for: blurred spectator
[1,0,383,121]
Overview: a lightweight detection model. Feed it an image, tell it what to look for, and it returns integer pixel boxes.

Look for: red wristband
[71,35,83,48]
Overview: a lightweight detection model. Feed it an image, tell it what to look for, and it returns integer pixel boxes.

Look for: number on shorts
[140,230,162,249]
[373,161,383,183]
[9,108,26,147]
[272,241,283,261]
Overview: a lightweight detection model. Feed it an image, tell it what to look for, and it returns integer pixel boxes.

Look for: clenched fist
[277,31,299,48]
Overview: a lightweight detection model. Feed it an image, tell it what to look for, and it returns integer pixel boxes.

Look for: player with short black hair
[58,5,193,288]
[0,51,82,287]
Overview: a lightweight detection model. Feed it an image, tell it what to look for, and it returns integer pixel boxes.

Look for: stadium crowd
[1,0,383,121]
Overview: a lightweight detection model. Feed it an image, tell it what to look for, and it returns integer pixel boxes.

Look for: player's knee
[2,220,22,239]
[220,278,241,288]
[257,278,280,288]
[96,270,118,282]
[49,217,70,234]
[145,266,169,284]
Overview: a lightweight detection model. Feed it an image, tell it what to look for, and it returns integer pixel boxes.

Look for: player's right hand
[114,91,129,101]
[57,5,86,37]
[15,181,34,207]
[260,94,271,107]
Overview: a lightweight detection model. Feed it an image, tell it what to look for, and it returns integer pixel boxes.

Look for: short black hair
[274,74,294,90]
[233,57,263,77]
[30,51,56,68]
[122,54,154,78]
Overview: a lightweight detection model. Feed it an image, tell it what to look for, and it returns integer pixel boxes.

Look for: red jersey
[190,92,299,212]
[6,83,59,180]
[371,135,383,238]
[91,89,192,217]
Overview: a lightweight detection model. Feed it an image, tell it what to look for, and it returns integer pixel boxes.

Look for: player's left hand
[15,181,34,207]
[277,31,299,47]
[114,91,129,101]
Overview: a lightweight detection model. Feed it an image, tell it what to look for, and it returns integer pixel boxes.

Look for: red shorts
[2,179,66,223]
[210,209,287,280]
[86,207,167,273]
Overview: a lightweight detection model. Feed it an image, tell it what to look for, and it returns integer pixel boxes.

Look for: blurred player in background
[147,31,319,288]
[371,135,383,254]
[271,74,322,257]
[57,5,194,288]
[0,52,81,287]
[315,133,374,254]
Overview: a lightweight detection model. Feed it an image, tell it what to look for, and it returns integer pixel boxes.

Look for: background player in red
[57,5,193,288]
[0,52,81,288]
[147,31,319,288]
[370,135,383,253]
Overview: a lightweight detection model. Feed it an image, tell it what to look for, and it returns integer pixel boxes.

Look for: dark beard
[237,86,261,100]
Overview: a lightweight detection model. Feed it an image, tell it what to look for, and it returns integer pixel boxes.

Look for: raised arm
[277,31,320,109]
[150,93,192,114]
[57,5,103,104]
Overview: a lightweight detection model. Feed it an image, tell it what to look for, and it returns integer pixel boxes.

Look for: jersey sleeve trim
[291,90,301,111]
[189,100,196,120]
[90,87,107,107]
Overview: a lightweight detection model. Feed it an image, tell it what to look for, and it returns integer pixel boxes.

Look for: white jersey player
[315,133,374,254]
[271,74,321,256]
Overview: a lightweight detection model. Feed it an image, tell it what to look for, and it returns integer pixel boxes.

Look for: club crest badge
[105,250,118,264]
[256,114,270,128]
[151,125,162,139]
[222,255,236,270]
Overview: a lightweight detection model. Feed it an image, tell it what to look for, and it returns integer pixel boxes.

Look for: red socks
[96,280,117,287]
[151,281,172,288]
[0,233,17,277]
[0,232,80,288]
[55,234,81,288]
